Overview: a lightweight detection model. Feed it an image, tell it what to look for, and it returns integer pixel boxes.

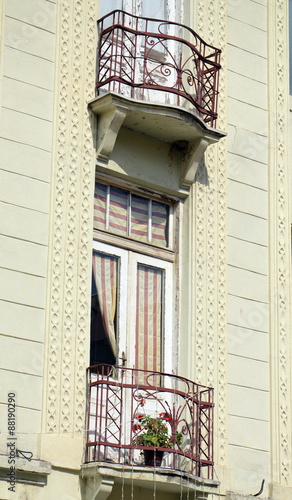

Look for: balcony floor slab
[81,462,220,497]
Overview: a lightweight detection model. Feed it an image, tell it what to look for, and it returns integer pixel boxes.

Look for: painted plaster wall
[0,0,56,456]
[0,0,291,499]
[226,0,270,495]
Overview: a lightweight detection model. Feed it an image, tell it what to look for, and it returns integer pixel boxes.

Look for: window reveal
[94,182,169,248]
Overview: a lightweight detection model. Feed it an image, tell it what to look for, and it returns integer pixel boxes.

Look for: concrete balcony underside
[81,462,220,500]
[89,92,225,190]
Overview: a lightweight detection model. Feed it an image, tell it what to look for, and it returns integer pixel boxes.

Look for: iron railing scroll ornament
[86,365,214,479]
[96,11,221,128]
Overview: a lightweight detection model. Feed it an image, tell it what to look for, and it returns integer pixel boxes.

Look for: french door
[91,241,173,374]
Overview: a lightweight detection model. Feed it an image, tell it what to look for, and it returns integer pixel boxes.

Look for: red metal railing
[85,365,214,479]
[96,11,221,128]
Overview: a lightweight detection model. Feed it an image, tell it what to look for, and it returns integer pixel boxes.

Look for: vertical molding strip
[268,0,292,487]
[43,0,96,435]
[195,0,228,467]
[216,0,228,468]
[195,0,208,388]
[74,0,97,435]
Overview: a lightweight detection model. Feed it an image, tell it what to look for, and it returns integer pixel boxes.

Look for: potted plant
[132,412,182,466]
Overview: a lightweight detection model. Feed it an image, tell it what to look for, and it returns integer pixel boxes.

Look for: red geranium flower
[137,414,144,421]
[159,412,171,422]
[132,424,141,432]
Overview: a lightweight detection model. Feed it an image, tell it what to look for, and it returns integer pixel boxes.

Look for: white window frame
[94,178,175,254]
[92,240,174,374]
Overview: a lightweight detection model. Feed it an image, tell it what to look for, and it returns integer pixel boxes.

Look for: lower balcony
[85,365,216,491]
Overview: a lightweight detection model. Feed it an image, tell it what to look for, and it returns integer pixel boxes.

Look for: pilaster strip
[194,0,208,387]
[216,0,228,467]
[43,0,70,433]
[60,0,81,434]
[195,0,228,466]
[206,0,217,392]
[43,0,96,434]
[74,0,96,434]
[268,0,292,485]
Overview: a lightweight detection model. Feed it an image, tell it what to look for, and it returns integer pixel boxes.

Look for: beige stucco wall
[0,0,292,499]
[226,1,270,494]
[0,0,56,457]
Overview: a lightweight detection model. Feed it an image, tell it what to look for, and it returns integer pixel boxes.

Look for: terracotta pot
[144,450,164,467]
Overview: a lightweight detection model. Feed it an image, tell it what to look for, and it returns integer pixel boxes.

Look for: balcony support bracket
[90,97,128,163]
[180,137,210,190]
[81,469,114,500]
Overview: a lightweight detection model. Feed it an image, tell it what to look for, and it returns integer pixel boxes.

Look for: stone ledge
[0,454,51,486]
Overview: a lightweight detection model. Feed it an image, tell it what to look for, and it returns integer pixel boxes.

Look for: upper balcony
[84,365,217,497]
[95,10,221,128]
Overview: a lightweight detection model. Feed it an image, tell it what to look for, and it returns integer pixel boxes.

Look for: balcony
[85,365,214,483]
[90,11,225,191]
[96,10,221,128]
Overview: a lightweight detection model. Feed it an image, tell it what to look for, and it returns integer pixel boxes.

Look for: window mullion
[168,204,173,250]
[148,199,152,243]
[128,193,131,237]
[106,185,110,230]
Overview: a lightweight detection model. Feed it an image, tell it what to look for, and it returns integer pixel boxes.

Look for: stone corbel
[96,106,128,163]
[82,475,114,500]
[89,96,128,163]
[179,137,210,189]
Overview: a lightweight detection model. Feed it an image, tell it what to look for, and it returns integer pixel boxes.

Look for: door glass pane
[142,0,165,19]
[135,264,163,378]
[100,0,123,18]
[91,252,119,367]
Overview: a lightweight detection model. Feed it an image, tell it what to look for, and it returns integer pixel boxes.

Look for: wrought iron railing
[96,11,221,128]
[85,365,214,479]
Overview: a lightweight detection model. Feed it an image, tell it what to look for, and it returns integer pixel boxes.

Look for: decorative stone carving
[43,0,96,436]
[268,0,292,489]
[195,0,228,469]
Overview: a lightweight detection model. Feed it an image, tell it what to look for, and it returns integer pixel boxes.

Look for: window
[94,182,171,248]
[91,183,174,374]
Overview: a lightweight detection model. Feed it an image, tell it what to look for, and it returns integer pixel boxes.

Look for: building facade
[0,1,291,499]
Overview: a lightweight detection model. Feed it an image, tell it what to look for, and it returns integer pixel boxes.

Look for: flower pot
[144,449,164,467]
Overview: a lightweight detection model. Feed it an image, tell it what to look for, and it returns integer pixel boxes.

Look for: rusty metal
[86,365,214,479]
[96,10,221,128]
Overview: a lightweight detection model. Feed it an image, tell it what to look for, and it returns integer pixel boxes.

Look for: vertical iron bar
[118,11,124,95]
[85,369,91,462]
[95,370,100,461]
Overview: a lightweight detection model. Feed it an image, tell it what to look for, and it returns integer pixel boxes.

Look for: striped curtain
[109,186,128,236]
[92,252,118,357]
[151,201,168,247]
[94,183,107,230]
[131,195,149,243]
[135,265,163,379]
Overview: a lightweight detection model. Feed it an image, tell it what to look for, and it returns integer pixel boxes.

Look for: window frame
[92,240,174,373]
[94,176,177,261]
